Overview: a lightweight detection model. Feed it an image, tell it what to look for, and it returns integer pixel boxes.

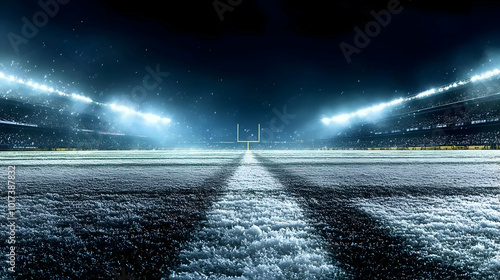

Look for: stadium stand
[0,85,161,150]
[1,69,500,150]
[324,76,500,150]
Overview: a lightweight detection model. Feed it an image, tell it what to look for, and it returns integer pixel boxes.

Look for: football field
[1,150,499,279]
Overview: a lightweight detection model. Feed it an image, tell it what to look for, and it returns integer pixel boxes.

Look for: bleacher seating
[326,76,500,149]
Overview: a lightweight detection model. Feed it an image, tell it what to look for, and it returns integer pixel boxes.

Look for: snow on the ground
[2,149,499,279]
[169,152,343,280]
[0,150,243,279]
[258,150,500,188]
[256,150,500,278]
[355,195,500,279]
[0,150,238,167]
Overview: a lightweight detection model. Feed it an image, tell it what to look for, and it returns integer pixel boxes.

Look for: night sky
[2,0,500,143]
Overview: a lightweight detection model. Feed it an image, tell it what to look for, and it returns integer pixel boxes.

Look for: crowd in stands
[346,96,500,137]
[329,130,500,149]
[0,127,160,150]
[327,77,500,149]
[0,86,163,150]
[0,101,109,131]
[390,77,500,116]
[1,76,500,150]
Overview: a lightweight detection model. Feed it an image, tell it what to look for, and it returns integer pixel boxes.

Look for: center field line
[169,152,343,280]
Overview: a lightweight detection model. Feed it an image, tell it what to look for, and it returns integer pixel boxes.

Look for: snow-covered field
[170,152,342,280]
[355,195,500,279]
[1,150,499,279]
[256,150,500,279]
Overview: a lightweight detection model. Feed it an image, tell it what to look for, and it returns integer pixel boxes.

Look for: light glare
[322,68,500,126]
[0,70,172,125]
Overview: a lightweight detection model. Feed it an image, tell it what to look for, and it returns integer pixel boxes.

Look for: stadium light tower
[237,124,260,150]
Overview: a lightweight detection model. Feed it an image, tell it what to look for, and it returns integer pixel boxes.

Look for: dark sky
[1,0,500,142]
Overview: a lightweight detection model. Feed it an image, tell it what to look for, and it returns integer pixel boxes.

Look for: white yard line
[169,152,341,280]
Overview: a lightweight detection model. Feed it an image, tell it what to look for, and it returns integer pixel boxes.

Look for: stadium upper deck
[325,74,500,149]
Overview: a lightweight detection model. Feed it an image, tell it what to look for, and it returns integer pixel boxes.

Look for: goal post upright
[236,124,260,150]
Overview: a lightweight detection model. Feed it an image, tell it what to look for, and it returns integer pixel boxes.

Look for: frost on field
[355,195,500,279]
[169,152,344,279]
[0,150,242,279]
